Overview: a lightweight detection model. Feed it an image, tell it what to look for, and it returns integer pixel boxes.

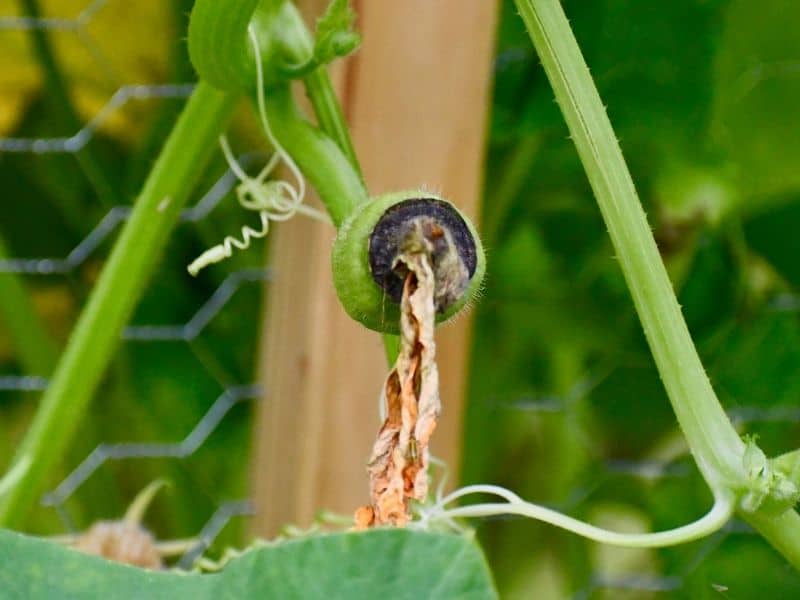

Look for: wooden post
[252,0,497,537]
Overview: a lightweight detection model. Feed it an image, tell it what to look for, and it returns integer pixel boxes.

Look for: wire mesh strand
[41,385,261,508]
[0,0,264,559]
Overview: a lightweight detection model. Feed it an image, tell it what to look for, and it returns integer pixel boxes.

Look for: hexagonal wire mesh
[0,0,263,567]
[1,0,798,592]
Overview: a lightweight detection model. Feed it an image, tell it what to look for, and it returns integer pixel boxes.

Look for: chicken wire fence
[0,0,797,593]
[0,0,267,567]
[0,150,263,567]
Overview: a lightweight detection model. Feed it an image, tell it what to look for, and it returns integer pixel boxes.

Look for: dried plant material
[73,520,163,569]
[360,220,443,526]
[353,505,375,530]
[425,222,470,312]
[67,480,195,569]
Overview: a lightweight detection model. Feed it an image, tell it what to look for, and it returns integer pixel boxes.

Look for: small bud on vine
[740,436,800,515]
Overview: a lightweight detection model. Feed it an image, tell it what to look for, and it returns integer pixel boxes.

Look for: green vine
[509,0,800,566]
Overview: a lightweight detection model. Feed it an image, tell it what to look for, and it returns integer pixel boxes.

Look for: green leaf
[0,528,496,599]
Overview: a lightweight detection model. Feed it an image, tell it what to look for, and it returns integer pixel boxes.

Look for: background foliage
[1,0,799,597]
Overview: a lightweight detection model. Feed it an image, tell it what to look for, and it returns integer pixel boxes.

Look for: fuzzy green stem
[304,69,362,179]
[0,83,238,528]
[513,0,743,486]
[514,0,800,567]
[742,509,800,570]
[191,0,398,353]
[262,0,362,175]
[263,85,366,225]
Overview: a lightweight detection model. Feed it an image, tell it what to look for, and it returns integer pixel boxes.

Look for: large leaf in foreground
[0,528,496,599]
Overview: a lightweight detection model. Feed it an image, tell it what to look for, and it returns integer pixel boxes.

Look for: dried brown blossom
[73,520,163,569]
[67,480,193,569]
[358,221,444,527]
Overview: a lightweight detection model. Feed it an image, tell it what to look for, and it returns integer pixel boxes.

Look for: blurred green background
[1,0,800,597]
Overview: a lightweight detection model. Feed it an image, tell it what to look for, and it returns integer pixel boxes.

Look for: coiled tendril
[188,26,330,277]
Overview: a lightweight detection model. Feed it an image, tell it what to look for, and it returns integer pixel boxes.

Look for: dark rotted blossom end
[368,198,478,312]
[332,191,485,334]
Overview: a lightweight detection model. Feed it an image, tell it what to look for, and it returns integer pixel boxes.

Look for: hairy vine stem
[507,0,800,567]
[515,0,743,487]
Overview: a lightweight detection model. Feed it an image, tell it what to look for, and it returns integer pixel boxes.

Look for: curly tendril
[188,26,329,276]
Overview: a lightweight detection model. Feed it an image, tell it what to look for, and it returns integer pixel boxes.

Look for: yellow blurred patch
[0,0,173,143]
